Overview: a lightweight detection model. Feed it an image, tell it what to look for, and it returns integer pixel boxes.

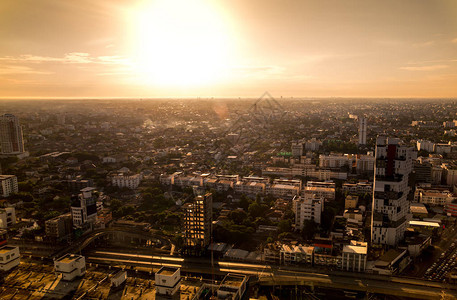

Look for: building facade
[358,117,367,145]
[183,193,212,255]
[293,194,324,230]
[70,187,97,228]
[0,175,18,197]
[371,137,416,246]
[0,114,25,155]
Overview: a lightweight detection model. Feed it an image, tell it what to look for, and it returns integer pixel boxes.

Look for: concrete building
[413,161,432,184]
[183,193,212,255]
[54,254,86,281]
[358,117,367,145]
[293,194,324,230]
[155,267,181,296]
[304,138,322,151]
[415,187,456,206]
[303,186,335,201]
[0,175,18,197]
[111,270,127,288]
[291,141,304,157]
[356,155,375,174]
[371,137,416,246]
[111,172,142,189]
[0,114,25,155]
[416,140,435,152]
[217,274,248,300]
[70,187,97,228]
[319,154,353,169]
[280,244,314,265]
[266,184,300,199]
[45,213,72,239]
[0,245,20,271]
[345,195,359,209]
[0,207,16,229]
[341,241,367,272]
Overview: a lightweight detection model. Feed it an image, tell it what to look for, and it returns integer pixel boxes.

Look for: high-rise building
[0,114,25,155]
[293,194,324,230]
[358,117,367,145]
[291,141,304,157]
[371,137,416,246]
[0,175,18,197]
[70,187,97,228]
[183,193,212,255]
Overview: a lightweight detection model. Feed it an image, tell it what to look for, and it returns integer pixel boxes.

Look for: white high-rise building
[0,175,18,197]
[293,194,324,230]
[371,137,416,246]
[358,117,367,145]
[0,114,25,155]
[70,187,97,228]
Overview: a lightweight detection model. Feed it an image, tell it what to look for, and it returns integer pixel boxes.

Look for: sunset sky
[1,0,456,98]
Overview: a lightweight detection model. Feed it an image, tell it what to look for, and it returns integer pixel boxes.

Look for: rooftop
[157,266,179,276]
[56,254,84,264]
[0,245,17,254]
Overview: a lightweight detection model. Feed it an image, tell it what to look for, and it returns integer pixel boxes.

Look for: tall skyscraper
[371,137,416,246]
[358,117,367,145]
[0,114,25,155]
[183,192,212,255]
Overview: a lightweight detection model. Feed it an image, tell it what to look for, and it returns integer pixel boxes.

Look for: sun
[131,0,232,88]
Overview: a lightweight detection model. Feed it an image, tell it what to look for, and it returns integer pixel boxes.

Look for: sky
[0,0,456,98]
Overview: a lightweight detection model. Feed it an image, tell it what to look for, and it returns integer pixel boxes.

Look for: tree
[302,220,317,240]
[228,210,248,224]
[248,202,268,219]
[320,208,335,233]
[278,219,292,234]
[239,194,250,210]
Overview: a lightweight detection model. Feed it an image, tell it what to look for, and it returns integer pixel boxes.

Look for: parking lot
[425,241,457,282]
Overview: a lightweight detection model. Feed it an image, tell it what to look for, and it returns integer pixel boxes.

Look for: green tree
[302,220,317,240]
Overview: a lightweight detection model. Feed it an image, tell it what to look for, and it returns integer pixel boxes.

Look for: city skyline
[1,0,457,98]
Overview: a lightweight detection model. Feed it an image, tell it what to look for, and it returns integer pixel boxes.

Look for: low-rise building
[111,270,127,288]
[217,274,248,300]
[280,244,314,265]
[54,254,86,281]
[415,186,456,206]
[0,207,16,229]
[345,195,359,209]
[372,249,410,276]
[111,172,142,189]
[155,266,181,296]
[341,240,367,272]
[0,245,20,271]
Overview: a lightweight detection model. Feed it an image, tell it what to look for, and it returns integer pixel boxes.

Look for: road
[85,250,457,299]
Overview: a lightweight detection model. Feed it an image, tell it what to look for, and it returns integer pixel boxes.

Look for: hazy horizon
[1,0,457,98]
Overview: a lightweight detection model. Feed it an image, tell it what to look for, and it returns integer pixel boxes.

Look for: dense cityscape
[0,97,456,298]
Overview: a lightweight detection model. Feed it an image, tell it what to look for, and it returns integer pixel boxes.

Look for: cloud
[0,53,130,65]
[413,41,435,47]
[231,65,285,75]
[0,65,53,75]
[400,65,449,71]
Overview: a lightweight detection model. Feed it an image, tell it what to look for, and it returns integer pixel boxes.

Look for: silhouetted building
[358,117,367,145]
[45,213,73,240]
[183,193,212,255]
[0,114,25,155]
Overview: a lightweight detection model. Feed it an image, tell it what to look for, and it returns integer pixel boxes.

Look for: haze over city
[1,0,457,98]
[2,1,457,300]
